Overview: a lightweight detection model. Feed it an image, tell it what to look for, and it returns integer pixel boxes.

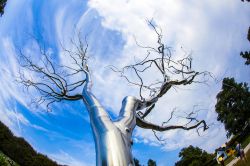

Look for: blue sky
[0,0,249,166]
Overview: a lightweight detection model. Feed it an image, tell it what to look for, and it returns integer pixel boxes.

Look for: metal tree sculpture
[18,23,208,166]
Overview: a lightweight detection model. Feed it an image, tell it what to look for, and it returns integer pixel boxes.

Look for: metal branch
[111,20,211,141]
[152,130,166,144]
[141,104,155,119]
[17,36,92,110]
[162,109,176,126]
[136,116,209,132]
[112,21,210,118]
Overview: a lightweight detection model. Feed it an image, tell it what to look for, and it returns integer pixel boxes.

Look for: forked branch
[17,36,91,110]
[136,117,208,132]
[114,20,210,136]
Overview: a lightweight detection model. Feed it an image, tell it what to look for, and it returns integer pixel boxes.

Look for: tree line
[134,158,157,166]
[0,121,62,166]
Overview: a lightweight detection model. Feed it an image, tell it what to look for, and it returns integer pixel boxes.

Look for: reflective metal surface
[83,85,138,166]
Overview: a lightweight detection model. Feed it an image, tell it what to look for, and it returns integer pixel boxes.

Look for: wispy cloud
[49,150,94,166]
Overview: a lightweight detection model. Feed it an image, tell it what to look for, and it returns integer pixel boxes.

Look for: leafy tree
[175,145,214,166]
[148,159,157,166]
[240,51,250,65]
[0,0,7,16]
[215,78,250,137]
[134,158,157,166]
[134,158,141,166]
[240,27,250,65]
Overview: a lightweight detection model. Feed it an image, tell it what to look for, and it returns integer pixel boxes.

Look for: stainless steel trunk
[91,119,134,166]
[83,89,137,166]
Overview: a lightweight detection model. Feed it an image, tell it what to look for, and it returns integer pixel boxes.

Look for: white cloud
[0,38,26,104]
[0,37,52,135]
[0,37,30,135]
[84,0,250,152]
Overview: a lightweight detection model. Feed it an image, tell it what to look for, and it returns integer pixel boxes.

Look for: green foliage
[215,78,250,137]
[239,26,249,65]
[147,159,156,166]
[240,51,250,65]
[134,158,157,166]
[175,145,215,166]
[0,152,19,166]
[0,0,7,16]
[0,154,8,166]
[0,121,60,166]
[134,158,141,166]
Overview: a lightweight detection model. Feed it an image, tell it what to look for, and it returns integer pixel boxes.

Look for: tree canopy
[147,159,157,166]
[134,158,140,166]
[0,0,7,16]
[215,77,250,137]
[134,158,157,166]
[175,145,214,166]
[240,51,250,65]
[240,27,250,65]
